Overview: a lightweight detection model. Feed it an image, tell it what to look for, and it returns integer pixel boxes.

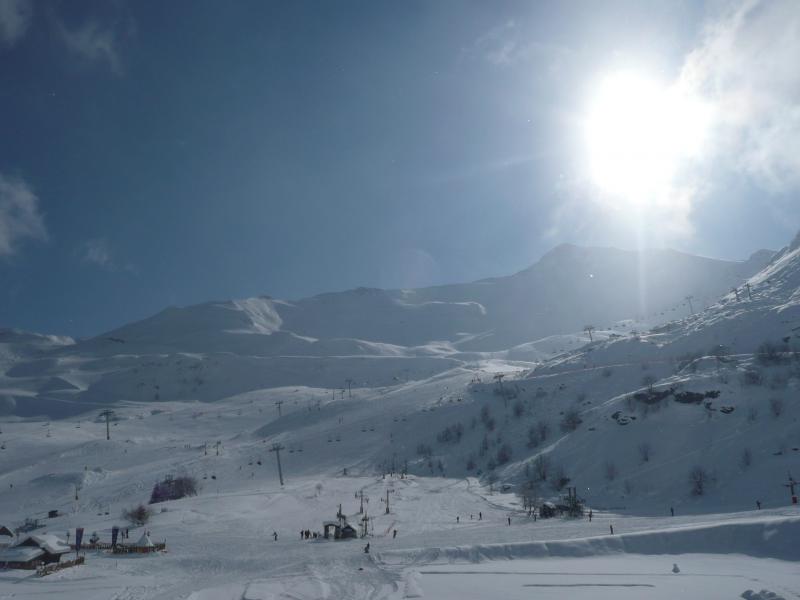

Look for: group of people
[300,529,320,540]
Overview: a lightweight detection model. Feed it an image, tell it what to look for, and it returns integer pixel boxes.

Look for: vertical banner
[75,527,84,552]
[111,526,119,547]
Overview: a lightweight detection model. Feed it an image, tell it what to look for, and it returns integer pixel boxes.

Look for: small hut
[539,502,557,519]
[0,534,70,569]
[322,521,358,540]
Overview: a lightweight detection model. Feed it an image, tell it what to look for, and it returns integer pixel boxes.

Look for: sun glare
[585,70,711,205]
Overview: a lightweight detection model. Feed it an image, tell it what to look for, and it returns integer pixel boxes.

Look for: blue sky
[1,0,798,337]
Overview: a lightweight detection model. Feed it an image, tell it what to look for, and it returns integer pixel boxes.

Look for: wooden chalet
[0,534,70,570]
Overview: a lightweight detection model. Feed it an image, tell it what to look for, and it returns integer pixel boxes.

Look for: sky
[1,0,798,338]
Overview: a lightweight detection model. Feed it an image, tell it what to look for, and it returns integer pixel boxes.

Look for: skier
[670,507,674,517]
[364,542,370,553]
[609,524,614,535]
[393,529,397,539]
[507,517,511,526]
[756,500,761,510]
[588,509,593,522]
[300,530,304,540]
[479,512,482,520]
[456,516,460,523]
[273,531,278,541]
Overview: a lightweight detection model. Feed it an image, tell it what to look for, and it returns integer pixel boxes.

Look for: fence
[69,542,114,551]
[112,542,166,554]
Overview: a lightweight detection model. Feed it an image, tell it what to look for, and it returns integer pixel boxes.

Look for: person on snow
[589,509,593,522]
[479,512,482,520]
[456,516,459,523]
[609,524,614,535]
[273,531,278,541]
[393,529,397,539]
[364,543,370,553]
[670,507,674,517]
[507,517,511,526]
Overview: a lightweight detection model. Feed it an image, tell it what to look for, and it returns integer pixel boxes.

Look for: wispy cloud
[51,2,135,75]
[471,19,571,69]
[80,237,136,273]
[680,0,800,192]
[0,173,47,257]
[56,18,124,74]
[82,237,114,269]
[0,0,32,47]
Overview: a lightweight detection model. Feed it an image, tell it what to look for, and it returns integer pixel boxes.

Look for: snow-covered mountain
[84,244,773,354]
[0,244,774,418]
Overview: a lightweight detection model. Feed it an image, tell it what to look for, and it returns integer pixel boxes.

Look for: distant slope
[90,244,772,354]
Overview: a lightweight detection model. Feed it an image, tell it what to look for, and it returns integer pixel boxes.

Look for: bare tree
[740,448,752,470]
[770,397,784,418]
[123,504,153,526]
[689,466,710,496]
[560,409,582,432]
[637,441,652,463]
[534,455,550,482]
[584,325,595,342]
[604,461,618,481]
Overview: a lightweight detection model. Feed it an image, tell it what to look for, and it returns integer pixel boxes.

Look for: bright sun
[585,70,711,205]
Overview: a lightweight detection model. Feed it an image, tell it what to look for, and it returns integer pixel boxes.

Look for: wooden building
[0,534,70,570]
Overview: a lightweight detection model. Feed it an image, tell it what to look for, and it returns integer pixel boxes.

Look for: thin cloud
[471,19,571,68]
[81,237,137,273]
[56,18,123,74]
[82,238,114,269]
[0,173,47,257]
[0,0,33,47]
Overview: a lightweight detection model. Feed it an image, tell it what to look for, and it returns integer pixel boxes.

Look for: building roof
[0,545,44,563]
[134,532,154,548]
[18,534,71,555]
[0,526,13,537]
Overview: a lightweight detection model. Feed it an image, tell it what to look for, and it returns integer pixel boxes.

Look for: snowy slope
[0,233,798,598]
